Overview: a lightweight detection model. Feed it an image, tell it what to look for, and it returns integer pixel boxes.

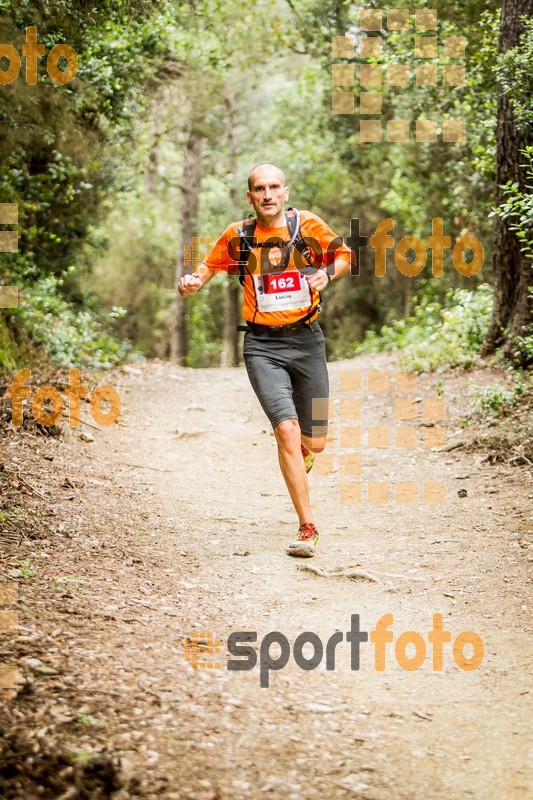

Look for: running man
[178,163,353,557]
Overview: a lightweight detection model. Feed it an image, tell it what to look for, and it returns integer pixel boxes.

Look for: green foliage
[15,274,129,367]
[473,384,515,415]
[495,16,533,132]
[490,147,533,263]
[503,289,533,366]
[0,0,196,366]
[0,2,177,281]
[271,0,501,365]
[186,283,224,368]
[354,284,494,371]
[511,329,533,366]
[0,316,21,371]
[10,558,35,580]
[470,374,530,417]
[75,712,100,726]
[88,195,178,359]
[66,750,92,766]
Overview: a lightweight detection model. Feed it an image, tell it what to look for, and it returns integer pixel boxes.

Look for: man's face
[247,166,289,224]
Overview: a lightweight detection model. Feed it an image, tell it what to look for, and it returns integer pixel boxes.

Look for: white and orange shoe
[286,522,319,558]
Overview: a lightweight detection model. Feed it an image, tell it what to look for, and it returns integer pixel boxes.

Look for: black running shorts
[242,321,329,437]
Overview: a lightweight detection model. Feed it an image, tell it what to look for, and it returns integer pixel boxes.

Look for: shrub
[15,274,129,368]
[470,374,531,417]
[355,284,494,371]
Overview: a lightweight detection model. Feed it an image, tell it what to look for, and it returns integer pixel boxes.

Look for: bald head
[246,163,289,226]
[247,163,286,191]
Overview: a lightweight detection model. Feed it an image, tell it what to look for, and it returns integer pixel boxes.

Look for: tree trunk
[221,93,241,367]
[171,129,203,365]
[403,275,411,318]
[145,99,161,194]
[483,0,533,362]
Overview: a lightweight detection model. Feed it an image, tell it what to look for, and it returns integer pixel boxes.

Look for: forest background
[0,0,531,379]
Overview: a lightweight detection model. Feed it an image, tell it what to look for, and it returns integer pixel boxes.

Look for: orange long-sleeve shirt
[202,209,353,327]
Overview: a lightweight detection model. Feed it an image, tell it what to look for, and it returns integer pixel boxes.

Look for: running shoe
[286,522,319,558]
[301,443,315,474]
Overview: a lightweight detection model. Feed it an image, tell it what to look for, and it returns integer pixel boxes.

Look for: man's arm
[179,225,237,296]
[306,254,354,292]
[177,263,215,296]
[301,211,355,292]
[326,253,354,282]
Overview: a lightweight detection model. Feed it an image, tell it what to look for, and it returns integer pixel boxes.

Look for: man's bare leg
[274,419,326,525]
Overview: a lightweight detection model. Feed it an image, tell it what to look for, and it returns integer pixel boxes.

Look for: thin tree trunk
[403,277,411,318]
[483,0,533,362]
[221,93,241,367]
[145,98,161,193]
[171,129,203,365]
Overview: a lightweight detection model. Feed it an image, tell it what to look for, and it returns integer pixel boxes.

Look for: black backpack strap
[287,207,316,268]
[285,208,298,242]
[287,207,322,322]
[237,217,257,286]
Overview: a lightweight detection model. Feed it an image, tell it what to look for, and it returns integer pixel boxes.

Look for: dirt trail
[2,355,532,800]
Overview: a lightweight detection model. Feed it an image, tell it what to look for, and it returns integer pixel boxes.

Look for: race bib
[252,271,311,312]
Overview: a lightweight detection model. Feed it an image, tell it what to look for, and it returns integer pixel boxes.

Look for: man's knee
[308,438,326,454]
[274,419,300,450]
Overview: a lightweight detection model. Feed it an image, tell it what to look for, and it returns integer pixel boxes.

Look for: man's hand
[306,269,331,292]
[178,273,203,297]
